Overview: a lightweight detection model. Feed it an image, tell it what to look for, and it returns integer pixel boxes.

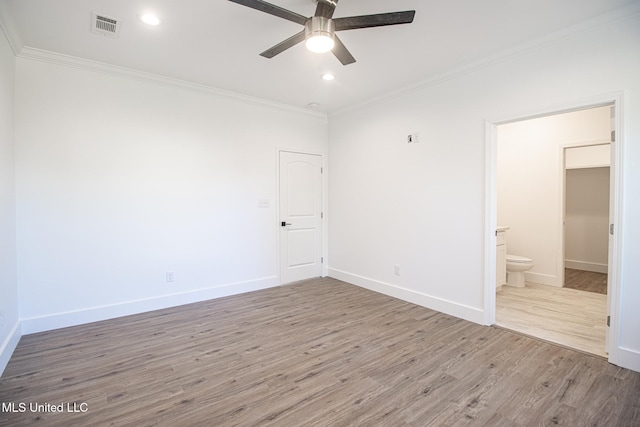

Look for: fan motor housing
[305,16,335,41]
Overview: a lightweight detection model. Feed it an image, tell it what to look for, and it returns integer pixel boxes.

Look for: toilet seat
[506,254,532,263]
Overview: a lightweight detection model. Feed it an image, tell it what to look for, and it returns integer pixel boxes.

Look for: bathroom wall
[565,166,610,272]
[565,144,611,169]
[497,106,611,286]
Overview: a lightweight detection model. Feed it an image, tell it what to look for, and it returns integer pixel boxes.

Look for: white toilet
[505,255,533,287]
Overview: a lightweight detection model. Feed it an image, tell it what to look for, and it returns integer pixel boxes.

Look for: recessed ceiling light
[322,73,335,81]
[140,14,161,26]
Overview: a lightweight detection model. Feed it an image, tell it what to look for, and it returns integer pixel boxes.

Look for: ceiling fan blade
[228,0,307,26]
[332,35,356,65]
[259,30,306,58]
[334,11,416,31]
[314,0,338,19]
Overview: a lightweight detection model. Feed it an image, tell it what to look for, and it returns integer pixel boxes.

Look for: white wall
[565,167,610,272]
[328,13,640,370]
[0,24,19,374]
[497,107,610,286]
[565,144,611,169]
[14,58,328,333]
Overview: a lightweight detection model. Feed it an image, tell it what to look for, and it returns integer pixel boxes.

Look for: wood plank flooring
[496,283,607,357]
[564,268,608,294]
[2,278,638,426]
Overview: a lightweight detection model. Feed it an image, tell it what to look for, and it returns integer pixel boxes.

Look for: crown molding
[0,0,324,118]
[15,46,328,120]
[330,2,640,117]
[0,0,23,55]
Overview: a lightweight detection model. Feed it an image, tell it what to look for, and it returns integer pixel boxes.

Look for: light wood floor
[2,278,638,426]
[496,283,607,358]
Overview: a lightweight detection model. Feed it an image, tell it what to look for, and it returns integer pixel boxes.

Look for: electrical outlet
[166,272,175,283]
[394,264,401,276]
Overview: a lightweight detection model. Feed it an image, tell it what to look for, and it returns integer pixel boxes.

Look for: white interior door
[279,151,323,283]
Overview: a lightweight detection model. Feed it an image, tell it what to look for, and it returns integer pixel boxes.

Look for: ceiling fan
[228,0,416,65]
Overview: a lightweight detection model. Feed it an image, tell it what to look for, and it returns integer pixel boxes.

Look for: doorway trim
[483,92,624,364]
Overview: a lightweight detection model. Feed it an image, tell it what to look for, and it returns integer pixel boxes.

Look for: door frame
[276,148,327,284]
[483,92,624,365]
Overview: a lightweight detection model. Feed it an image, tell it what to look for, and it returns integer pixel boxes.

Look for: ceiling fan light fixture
[229,0,416,65]
[305,16,335,53]
[306,34,334,53]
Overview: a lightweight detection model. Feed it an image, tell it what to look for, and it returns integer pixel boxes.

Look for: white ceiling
[4,0,638,113]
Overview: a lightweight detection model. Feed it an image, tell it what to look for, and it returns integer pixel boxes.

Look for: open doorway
[484,98,622,362]
[564,143,611,295]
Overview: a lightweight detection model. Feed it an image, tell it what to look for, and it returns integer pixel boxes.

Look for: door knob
[281,221,292,227]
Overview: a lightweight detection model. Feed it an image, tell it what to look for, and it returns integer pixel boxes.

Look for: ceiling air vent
[91,12,121,38]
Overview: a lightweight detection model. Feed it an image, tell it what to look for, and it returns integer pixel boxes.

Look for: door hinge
[321,167,323,174]
[610,224,614,235]
[321,257,324,263]
[607,315,610,327]
[321,212,324,219]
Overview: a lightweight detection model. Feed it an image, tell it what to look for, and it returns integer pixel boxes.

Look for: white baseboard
[21,276,279,335]
[611,346,640,372]
[328,268,484,324]
[565,260,608,274]
[525,271,562,287]
[6,273,640,375]
[0,321,22,377]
